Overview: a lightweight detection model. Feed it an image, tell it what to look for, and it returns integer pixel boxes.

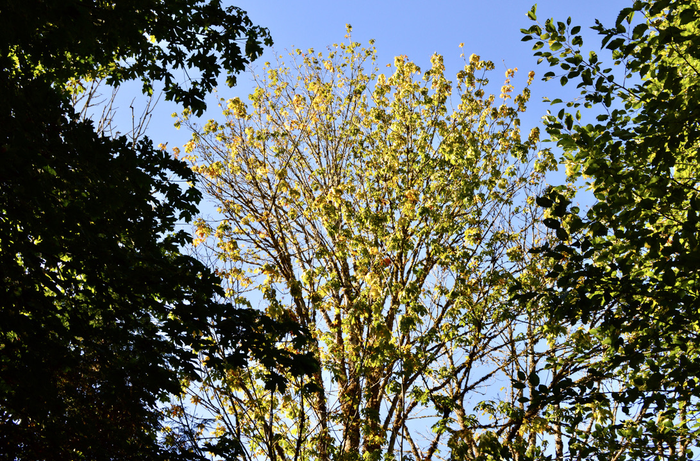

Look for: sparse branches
[68,77,161,147]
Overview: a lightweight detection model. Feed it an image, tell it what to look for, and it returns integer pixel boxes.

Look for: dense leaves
[520,1,700,459]
[0,1,314,459]
[0,74,219,459]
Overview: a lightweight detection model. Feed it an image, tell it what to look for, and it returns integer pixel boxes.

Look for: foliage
[2,0,272,114]
[179,29,573,461]
[1,75,214,460]
[0,1,314,459]
[520,1,700,459]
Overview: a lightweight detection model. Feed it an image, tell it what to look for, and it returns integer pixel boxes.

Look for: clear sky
[229,0,627,74]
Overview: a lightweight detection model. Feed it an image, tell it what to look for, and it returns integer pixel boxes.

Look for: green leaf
[632,23,649,39]
[543,218,561,229]
[528,372,540,387]
[536,196,554,207]
[527,5,537,21]
[556,227,570,240]
[606,37,626,51]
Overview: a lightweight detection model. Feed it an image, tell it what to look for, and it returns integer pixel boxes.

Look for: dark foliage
[0,1,315,459]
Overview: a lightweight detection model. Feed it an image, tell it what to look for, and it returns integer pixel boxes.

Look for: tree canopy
[174,30,583,461]
[6,0,699,458]
[0,1,313,459]
[520,0,700,458]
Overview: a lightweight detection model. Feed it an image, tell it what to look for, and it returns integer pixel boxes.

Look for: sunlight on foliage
[176,28,572,461]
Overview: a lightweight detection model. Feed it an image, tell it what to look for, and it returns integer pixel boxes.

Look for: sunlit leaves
[181,28,562,461]
[523,1,700,459]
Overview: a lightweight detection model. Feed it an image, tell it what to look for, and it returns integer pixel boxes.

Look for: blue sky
[231,0,626,72]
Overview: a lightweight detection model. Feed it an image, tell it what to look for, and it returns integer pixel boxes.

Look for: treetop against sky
[122,0,629,167]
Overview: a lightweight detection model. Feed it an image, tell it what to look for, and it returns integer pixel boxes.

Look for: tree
[0,1,313,459]
[2,0,273,115]
[178,30,574,461]
[520,1,700,459]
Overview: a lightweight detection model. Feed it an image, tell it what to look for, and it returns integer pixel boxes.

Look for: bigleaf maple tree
[177,29,578,461]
